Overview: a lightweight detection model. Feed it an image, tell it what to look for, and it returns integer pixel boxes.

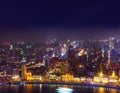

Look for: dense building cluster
[0,37,120,81]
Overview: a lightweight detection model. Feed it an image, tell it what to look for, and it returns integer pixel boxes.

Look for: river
[0,84,119,93]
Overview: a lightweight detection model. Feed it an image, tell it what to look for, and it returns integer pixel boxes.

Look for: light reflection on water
[0,84,119,93]
[56,87,73,93]
[91,87,119,93]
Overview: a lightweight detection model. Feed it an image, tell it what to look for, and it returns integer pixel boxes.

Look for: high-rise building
[109,37,115,50]
[21,57,27,80]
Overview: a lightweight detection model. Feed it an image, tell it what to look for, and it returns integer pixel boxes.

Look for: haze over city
[0,28,120,42]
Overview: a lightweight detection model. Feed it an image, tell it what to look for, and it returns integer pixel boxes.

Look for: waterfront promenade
[1,81,119,90]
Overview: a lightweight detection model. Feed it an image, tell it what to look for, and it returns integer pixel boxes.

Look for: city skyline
[0,0,120,92]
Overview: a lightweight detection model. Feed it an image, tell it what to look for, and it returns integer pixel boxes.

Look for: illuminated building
[109,37,115,50]
[78,49,84,56]
[21,57,27,80]
[101,49,105,58]
[62,74,74,82]
[49,74,57,80]
[26,72,32,81]
[60,47,67,57]
[107,50,111,64]
[80,77,86,82]
[42,56,46,66]
[55,62,69,75]
[94,71,109,83]
[111,71,116,78]
[102,78,109,83]
[73,78,80,82]
[32,75,42,81]
[86,77,92,82]
[109,71,118,83]
[11,75,21,81]
[12,69,19,76]
[68,46,75,59]
[71,41,79,48]
[12,68,21,81]
[26,72,42,81]
[93,76,109,83]
[84,51,88,61]
[94,77,101,82]
[10,44,13,50]
[99,71,103,77]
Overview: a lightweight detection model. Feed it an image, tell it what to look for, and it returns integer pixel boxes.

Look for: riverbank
[3,81,119,90]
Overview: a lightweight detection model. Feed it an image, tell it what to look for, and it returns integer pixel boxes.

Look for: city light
[0,37,120,88]
[0,0,120,93]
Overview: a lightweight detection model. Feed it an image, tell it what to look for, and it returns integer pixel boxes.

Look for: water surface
[0,84,119,93]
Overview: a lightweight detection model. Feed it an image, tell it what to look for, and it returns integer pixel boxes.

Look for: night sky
[0,0,120,42]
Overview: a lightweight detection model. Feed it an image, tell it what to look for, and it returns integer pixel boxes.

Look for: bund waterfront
[0,84,120,93]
